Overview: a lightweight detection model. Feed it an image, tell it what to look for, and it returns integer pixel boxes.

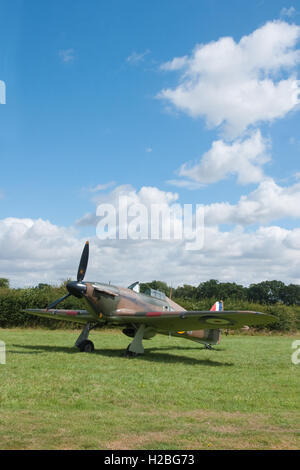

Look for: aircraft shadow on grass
[11,343,233,367]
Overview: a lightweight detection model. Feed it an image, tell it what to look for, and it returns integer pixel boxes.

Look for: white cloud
[158,21,300,137]
[160,56,188,71]
[0,218,83,286]
[280,6,296,18]
[166,179,205,190]
[1,216,300,288]
[0,80,6,104]
[59,48,75,63]
[76,179,300,237]
[178,130,270,185]
[126,49,150,65]
[204,178,300,225]
[76,184,180,226]
[87,182,116,192]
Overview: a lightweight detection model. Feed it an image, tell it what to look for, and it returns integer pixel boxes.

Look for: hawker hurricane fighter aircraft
[24,242,275,356]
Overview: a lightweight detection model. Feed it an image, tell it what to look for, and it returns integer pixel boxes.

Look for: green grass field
[0,328,299,450]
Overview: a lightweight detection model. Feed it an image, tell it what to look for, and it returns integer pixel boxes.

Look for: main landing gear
[124,324,146,358]
[75,323,95,353]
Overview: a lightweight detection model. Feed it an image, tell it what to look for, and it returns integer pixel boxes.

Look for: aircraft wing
[23,308,96,324]
[112,310,275,331]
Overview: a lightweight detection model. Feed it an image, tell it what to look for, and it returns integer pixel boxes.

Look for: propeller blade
[47,242,89,309]
[47,293,71,310]
[77,241,89,282]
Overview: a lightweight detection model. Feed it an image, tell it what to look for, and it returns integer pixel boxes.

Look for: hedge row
[0,286,86,329]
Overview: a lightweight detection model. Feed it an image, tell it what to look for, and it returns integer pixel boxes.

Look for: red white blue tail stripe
[210,301,223,312]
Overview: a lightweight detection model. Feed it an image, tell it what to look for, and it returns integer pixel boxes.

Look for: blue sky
[1,1,300,287]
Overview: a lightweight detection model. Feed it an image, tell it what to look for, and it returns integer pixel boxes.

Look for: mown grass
[0,328,299,450]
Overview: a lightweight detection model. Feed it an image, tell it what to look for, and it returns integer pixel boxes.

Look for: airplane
[23,241,276,357]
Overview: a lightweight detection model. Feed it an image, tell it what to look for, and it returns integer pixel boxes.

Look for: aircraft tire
[123,345,139,358]
[78,340,95,353]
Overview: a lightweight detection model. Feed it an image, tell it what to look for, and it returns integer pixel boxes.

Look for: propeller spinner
[47,241,89,310]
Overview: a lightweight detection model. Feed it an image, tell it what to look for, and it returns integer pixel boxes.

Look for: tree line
[140,279,300,306]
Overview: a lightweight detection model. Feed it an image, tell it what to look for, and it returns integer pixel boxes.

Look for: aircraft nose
[66,281,87,298]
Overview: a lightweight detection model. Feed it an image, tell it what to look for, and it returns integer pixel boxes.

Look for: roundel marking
[202,316,234,326]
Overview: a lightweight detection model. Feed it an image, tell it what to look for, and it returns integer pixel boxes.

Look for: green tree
[140,280,170,296]
[197,280,221,299]
[174,284,197,299]
[0,278,9,288]
[279,283,300,306]
[247,281,285,304]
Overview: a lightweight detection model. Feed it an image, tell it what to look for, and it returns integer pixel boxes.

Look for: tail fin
[173,300,224,346]
[210,300,223,312]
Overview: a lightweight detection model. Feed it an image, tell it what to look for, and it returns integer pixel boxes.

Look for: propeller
[47,292,71,310]
[77,240,89,282]
[47,241,89,310]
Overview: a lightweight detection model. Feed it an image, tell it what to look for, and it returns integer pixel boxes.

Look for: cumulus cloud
[76,179,300,240]
[0,183,294,288]
[0,218,83,286]
[177,130,270,185]
[158,21,300,137]
[75,184,180,227]
[204,178,300,225]
[1,216,300,288]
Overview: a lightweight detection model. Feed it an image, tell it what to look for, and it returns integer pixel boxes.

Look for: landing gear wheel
[123,345,139,358]
[78,339,94,353]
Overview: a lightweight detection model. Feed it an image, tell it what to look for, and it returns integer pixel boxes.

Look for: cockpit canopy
[144,288,166,301]
[128,282,166,300]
